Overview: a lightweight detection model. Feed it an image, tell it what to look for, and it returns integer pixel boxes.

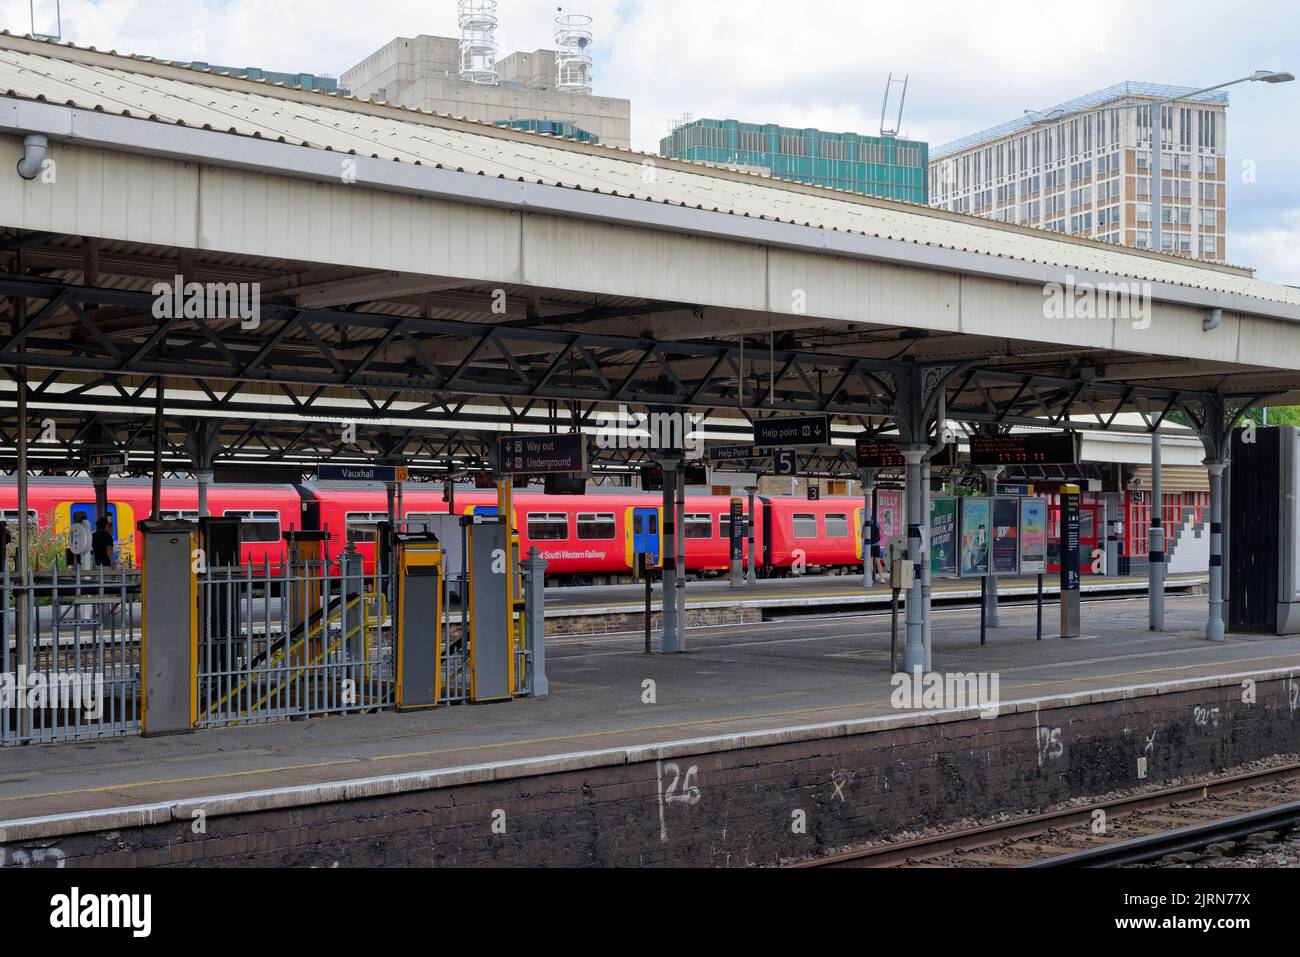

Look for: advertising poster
[959,497,991,577]
[877,489,903,543]
[930,497,958,577]
[1020,497,1048,574]
[991,497,1021,575]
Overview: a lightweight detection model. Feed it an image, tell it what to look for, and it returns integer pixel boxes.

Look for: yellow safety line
[9,649,1300,809]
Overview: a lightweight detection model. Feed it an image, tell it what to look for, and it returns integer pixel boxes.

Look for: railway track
[798,762,1300,868]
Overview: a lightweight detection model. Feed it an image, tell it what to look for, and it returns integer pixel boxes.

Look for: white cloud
[1233,209,1300,286]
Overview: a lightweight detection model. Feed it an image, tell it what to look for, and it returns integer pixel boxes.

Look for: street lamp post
[1150,72,1292,255]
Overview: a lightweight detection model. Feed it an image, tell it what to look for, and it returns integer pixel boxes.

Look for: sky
[5,0,1299,284]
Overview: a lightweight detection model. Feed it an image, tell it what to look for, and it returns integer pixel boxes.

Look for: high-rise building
[659,118,929,204]
[929,82,1229,261]
[341,33,631,148]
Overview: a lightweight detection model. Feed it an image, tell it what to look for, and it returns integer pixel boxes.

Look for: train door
[630,507,660,566]
[69,501,122,563]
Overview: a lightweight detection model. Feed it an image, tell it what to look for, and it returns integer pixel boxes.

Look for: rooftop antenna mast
[29,0,62,41]
[555,7,594,94]
[879,73,909,138]
[458,0,499,85]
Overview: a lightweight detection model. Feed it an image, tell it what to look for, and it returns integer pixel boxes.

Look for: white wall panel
[522,215,768,310]
[767,251,960,331]
[196,166,523,284]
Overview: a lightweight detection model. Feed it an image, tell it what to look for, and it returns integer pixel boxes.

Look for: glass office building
[659,118,929,204]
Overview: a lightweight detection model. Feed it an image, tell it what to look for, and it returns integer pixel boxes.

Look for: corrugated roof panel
[1,39,1297,313]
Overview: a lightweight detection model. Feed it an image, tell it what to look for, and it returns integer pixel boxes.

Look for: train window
[684,514,713,539]
[161,510,200,522]
[577,513,616,541]
[718,514,750,538]
[824,514,850,539]
[527,513,570,541]
[346,512,389,544]
[1,509,38,526]
[793,514,819,539]
[223,510,282,543]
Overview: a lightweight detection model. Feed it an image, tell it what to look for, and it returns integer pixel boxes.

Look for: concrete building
[660,117,928,203]
[341,35,631,148]
[930,82,1229,262]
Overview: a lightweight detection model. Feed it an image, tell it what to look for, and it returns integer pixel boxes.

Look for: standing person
[92,516,115,568]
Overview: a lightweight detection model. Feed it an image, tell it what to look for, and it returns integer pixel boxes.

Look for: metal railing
[1,561,142,746]
[196,552,395,729]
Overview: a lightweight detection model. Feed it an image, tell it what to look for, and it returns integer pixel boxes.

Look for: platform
[1,591,1294,834]
[542,571,1208,624]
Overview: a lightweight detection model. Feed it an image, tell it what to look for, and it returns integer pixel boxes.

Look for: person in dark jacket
[91,516,115,567]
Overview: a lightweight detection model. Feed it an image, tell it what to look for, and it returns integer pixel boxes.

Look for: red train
[0,478,875,583]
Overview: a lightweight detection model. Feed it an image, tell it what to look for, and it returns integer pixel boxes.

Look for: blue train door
[71,502,119,538]
[71,502,120,561]
[632,508,659,564]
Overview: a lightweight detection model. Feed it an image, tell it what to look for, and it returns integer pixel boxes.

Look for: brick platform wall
[6,671,1298,868]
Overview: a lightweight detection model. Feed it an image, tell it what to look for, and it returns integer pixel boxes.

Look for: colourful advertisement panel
[930,497,958,577]
[991,497,1021,575]
[1020,497,1048,574]
[959,497,991,577]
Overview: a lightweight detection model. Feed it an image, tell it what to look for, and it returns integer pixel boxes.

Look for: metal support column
[94,473,109,517]
[902,446,927,673]
[860,467,877,587]
[746,486,757,585]
[981,465,1003,628]
[1206,461,1227,642]
[921,460,934,670]
[195,470,212,519]
[675,464,687,650]
[14,301,30,740]
[660,458,679,653]
[1149,431,1165,630]
[150,380,165,520]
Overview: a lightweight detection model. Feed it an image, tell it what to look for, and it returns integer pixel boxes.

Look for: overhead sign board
[87,452,127,475]
[970,432,1081,467]
[496,434,587,477]
[753,415,831,449]
[708,445,766,464]
[216,464,307,485]
[855,439,906,469]
[317,464,410,483]
[856,438,961,469]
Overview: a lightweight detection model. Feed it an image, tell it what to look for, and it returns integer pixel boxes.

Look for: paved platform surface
[2,592,1297,827]
[544,571,1207,616]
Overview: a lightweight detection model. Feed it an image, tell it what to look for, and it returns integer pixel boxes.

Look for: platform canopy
[2,31,1299,471]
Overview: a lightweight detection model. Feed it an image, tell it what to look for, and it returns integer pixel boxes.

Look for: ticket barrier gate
[465,514,517,702]
[140,520,198,737]
[394,533,444,712]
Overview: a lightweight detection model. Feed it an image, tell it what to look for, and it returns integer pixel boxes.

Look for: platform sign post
[729,498,744,587]
[1060,485,1082,638]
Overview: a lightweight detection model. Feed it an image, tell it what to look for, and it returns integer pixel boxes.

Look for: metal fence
[196,553,395,729]
[1,562,142,746]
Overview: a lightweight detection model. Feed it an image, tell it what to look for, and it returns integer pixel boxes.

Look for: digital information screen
[969,433,1080,467]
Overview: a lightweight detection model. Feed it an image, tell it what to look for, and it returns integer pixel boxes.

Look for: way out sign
[497,433,588,476]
